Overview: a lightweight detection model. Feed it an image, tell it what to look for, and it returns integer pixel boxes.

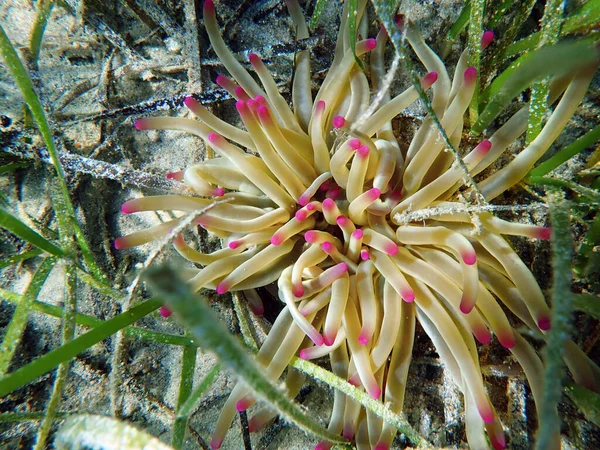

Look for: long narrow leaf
[440,1,470,58]
[475,40,599,134]
[29,0,55,63]
[0,412,69,422]
[0,249,43,269]
[528,123,600,178]
[535,192,574,450]
[526,176,600,202]
[0,287,190,346]
[573,294,600,320]
[0,209,64,257]
[565,384,600,427]
[575,213,600,276]
[0,162,29,175]
[308,0,329,30]
[0,257,56,376]
[33,263,77,450]
[466,0,485,124]
[0,298,162,397]
[504,0,600,59]
[171,343,197,449]
[347,0,362,69]
[526,0,564,144]
[175,364,221,419]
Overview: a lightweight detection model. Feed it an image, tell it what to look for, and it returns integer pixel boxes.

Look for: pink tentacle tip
[480,408,495,424]
[297,194,310,206]
[385,243,399,256]
[204,0,215,13]
[348,374,361,387]
[332,115,346,129]
[352,229,364,239]
[315,442,333,450]
[213,187,225,197]
[394,14,405,30]
[538,315,551,331]
[215,74,228,87]
[319,180,331,191]
[421,71,438,89]
[321,241,334,254]
[358,330,369,346]
[304,230,317,243]
[374,443,390,450]
[315,100,326,113]
[250,303,264,316]
[335,262,349,274]
[490,431,506,450]
[388,189,403,201]
[166,171,183,181]
[113,237,127,250]
[234,86,249,101]
[159,305,172,318]
[183,95,197,108]
[401,288,415,303]
[460,299,474,314]
[312,333,324,346]
[249,52,260,65]
[365,38,377,51]
[236,398,252,412]
[228,240,241,249]
[320,333,334,346]
[195,218,209,228]
[342,429,355,441]
[349,138,361,149]
[134,119,147,130]
[235,99,248,113]
[270,234,283,246]
[292,284,305,298]
[462,251,477,265]
[173,233,185,245]
[255,95,267,104]
[476,140,493,154]
[368,385,382,400]
[326,187,340,200]
[247,418,259,433]
[257,105,270,120]
[357,145,370,158]
[322,198,335,210]
[535,226,551,240]
[299,348,310,360]
[481,30,495,50]
[216,283,229,295]
[464,66,477,83]
[295,210,308,221]
[360,250,370,260]
[209,438,222,450]
[120,202,137,214]
[499,332,516,349]
[367,187,381,199]
[207,132,222,144]
[336,215,349,226]
[475,327,492,345]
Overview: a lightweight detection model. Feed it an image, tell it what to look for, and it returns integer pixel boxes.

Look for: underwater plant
[115,0,600,449]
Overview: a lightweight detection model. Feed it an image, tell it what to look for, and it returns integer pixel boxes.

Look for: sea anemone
[115,1,600,449]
